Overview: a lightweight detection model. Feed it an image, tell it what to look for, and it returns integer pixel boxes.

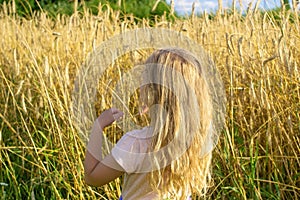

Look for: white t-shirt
[101,126,193,200]
[101,127,159,200]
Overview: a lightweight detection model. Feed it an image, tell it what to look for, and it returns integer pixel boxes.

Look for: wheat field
[0,1,299,199]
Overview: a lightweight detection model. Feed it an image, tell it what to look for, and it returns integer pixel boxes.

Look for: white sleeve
[99,132,141,172]
[111,129,150,173]
[100,130,143,172]
[101,153,124,172]
[112,133,139,173]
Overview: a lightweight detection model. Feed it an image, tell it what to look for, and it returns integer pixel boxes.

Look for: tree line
[0,0,174,19]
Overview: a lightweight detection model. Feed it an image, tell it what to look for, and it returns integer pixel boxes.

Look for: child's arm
[84,151,123,187]
[84,108,124,187]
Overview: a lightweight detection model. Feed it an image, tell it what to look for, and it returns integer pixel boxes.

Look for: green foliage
[282,0,291,10]
[0,0,174,20]
[259,6,300,25]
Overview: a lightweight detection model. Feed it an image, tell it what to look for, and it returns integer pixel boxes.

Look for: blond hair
[142,48,214,199]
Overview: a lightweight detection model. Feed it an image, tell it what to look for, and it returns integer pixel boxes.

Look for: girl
[84,48,220,199]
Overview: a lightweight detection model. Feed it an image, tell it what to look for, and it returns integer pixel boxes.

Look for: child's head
[141,48,214,199]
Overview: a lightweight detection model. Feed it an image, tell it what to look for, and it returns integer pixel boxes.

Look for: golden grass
[0,1,299,199]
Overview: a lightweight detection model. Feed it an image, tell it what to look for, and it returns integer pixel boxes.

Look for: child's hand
[97,108,124,129]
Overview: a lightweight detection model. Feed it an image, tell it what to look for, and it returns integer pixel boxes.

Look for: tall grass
[0,1,299,199]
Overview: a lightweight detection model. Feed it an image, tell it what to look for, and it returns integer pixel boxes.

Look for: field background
[0,0,299,199]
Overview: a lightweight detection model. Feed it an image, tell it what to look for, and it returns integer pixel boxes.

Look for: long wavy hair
[141,48,214,199]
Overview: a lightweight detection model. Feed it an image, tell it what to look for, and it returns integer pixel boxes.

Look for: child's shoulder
[124,126,153,139]
[115,126,152,150]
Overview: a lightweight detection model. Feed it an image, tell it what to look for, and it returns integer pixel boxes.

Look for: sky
[165,0,298,15]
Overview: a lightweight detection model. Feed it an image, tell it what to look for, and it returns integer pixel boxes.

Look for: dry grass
[0,1,299,199]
